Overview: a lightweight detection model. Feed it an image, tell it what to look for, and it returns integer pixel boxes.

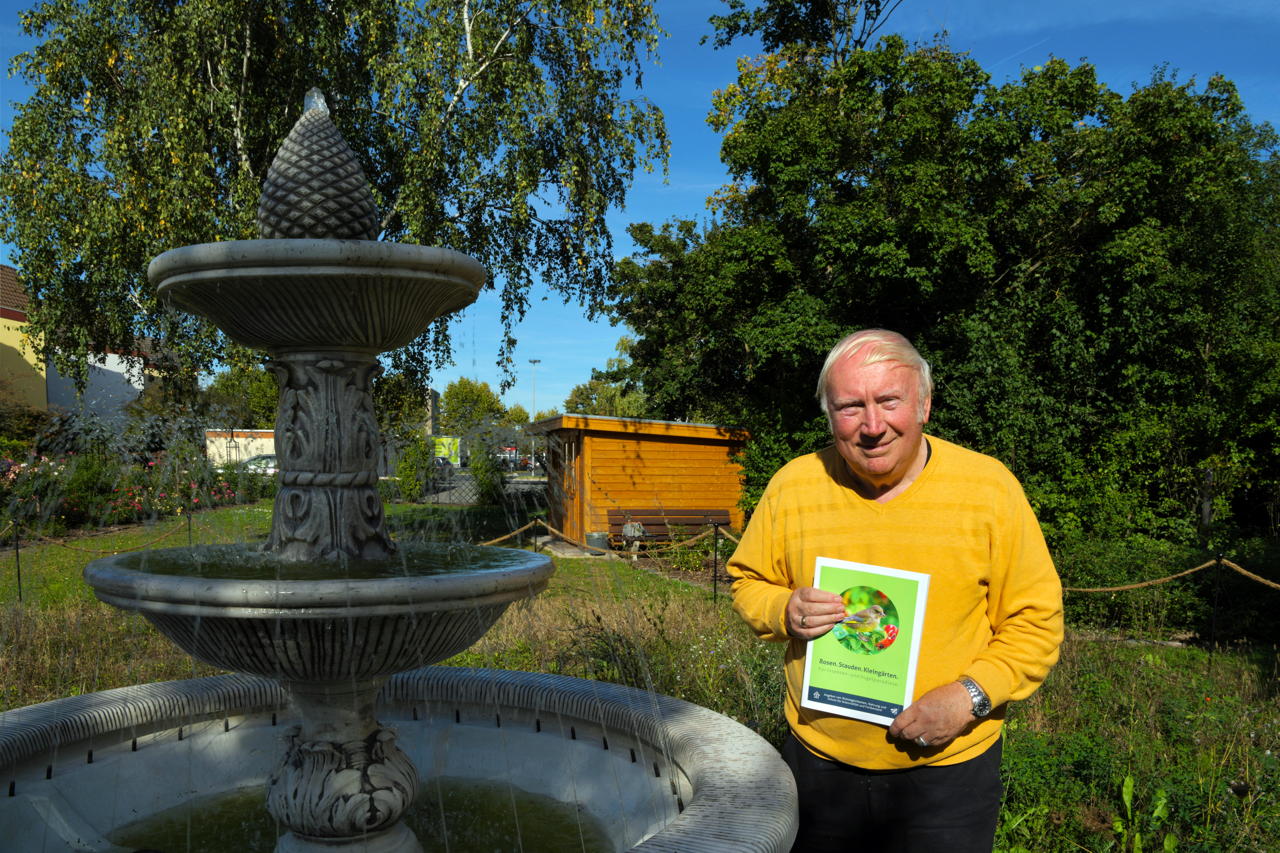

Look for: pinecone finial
[257,89,379,240]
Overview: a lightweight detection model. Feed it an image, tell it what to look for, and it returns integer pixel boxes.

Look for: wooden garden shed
[527,414,748,547]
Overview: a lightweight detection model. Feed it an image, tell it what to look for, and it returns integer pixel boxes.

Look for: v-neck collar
[831,437,935,512]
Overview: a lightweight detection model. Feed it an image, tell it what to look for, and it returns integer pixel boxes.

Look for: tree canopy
[1,0,667,391]
[563,335,647,417]
[439,376,506,436]
[204,365,278,429]
[610,19,1280,547]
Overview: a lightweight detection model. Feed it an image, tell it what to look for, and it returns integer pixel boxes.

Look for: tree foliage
[204,365,278,429]
[439,376,505,435]
[563,335,648,416]
[611,19,1280,547]
[1,0,667,391]
[372,369,435,440]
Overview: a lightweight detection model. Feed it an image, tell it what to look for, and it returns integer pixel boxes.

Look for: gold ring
[800,615,807,628]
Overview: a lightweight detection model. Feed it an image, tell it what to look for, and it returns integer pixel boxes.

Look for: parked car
[242,454,278,475]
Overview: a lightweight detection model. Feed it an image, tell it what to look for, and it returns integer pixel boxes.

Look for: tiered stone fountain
[0,92,797,853]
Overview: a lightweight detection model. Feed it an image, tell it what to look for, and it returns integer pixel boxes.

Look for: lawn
[1,502,1276,851]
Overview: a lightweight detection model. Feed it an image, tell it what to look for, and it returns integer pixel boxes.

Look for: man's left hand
[888,681,973,749]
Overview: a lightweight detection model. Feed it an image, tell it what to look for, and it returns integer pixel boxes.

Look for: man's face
[826,353,931,491]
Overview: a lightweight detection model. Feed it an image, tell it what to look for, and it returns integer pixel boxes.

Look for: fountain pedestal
[268,680,420,853]
[266,350,394,562]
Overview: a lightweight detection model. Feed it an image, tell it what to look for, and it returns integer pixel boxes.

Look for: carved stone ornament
[266,352,394,561]
[258,88,380,240]
[267,727,419,841]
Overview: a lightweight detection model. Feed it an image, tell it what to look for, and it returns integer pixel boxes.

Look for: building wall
[581,433,745,537]
[205,430,275,466]
[0,319,46,411]
[45,352,148,424]
[0,264,46,410]
[532,415,746,543]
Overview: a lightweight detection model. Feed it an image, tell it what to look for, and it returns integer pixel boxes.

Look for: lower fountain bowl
[83,543,555,680]
[0,669,799,852]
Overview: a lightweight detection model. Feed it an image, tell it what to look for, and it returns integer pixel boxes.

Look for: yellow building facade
[0,264,47,410]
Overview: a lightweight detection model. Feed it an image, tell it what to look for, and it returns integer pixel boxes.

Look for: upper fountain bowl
[84,542,554,682]
[150,240,485,354]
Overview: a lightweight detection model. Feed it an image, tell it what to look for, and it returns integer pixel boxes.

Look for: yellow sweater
[728,437,1063,770]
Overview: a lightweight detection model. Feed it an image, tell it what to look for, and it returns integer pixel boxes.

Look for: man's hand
[888,681,974,749]
[786,586,847,639]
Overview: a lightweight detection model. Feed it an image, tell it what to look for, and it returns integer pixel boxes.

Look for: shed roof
[527,413,746,442]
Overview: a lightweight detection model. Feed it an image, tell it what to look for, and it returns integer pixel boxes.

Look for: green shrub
[33,452,124,528]
[395,435,435,503]
[1054,534,1207,637]
[468,451,507,506]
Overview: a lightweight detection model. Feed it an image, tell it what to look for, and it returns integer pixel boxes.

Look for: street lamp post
[528,358,541,417]
[528,358,542,471]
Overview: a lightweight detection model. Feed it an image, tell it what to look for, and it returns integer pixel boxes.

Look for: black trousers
[782,731,1003,853]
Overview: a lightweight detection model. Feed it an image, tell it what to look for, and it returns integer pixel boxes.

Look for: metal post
[1209,553,1224,655]
[13,524,21,604]
[711,523,720,601]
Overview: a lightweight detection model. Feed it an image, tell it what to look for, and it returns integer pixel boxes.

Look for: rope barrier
[477,518,1279,596]
[1063,558,1280,594]
[535,520,611,555]
[11,503,1274,594]
[32,519,186,555]
[477,520,538,546]
[1064,560,1214,593]
[479,518,729,557]
[1223,558,1280,592]
[635,526,715,554]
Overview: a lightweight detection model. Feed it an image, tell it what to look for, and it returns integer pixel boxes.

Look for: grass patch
[998,638,1279,852]
[0,502,274,607]
[450,556,788,745]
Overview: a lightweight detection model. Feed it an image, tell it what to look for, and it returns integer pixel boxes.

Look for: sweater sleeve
[726,481,795,643]
[964,474,1064,708]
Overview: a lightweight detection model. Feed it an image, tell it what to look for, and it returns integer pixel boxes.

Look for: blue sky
[3,0,1279,415]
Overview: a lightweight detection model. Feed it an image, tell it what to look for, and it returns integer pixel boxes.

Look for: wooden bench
[606,508,732,550]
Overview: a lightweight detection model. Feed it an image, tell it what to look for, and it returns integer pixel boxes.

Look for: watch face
[963,679,990,716]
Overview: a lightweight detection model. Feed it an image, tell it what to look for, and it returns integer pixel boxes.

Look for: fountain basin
[150,240,485,353]
[0,669,799,852]
[84,544,553,681]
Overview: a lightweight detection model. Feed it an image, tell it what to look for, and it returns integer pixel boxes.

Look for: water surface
[111,779,616,852]
[118,542,544,582]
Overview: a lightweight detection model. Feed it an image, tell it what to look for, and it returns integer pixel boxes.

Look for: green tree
[439,377,505,435]
[612,19,1280,544]
[500,403,530,427]
[563,337,649,417]
[373,369,434,440]
[204,365,278,429]
[1,0,667,392]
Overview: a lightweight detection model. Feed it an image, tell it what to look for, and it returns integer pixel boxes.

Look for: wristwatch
[958,676,992,718]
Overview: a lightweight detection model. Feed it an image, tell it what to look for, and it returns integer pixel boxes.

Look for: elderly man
[728,329,1063,852]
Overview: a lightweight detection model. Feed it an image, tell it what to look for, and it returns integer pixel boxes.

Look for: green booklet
[800,556,930,726]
